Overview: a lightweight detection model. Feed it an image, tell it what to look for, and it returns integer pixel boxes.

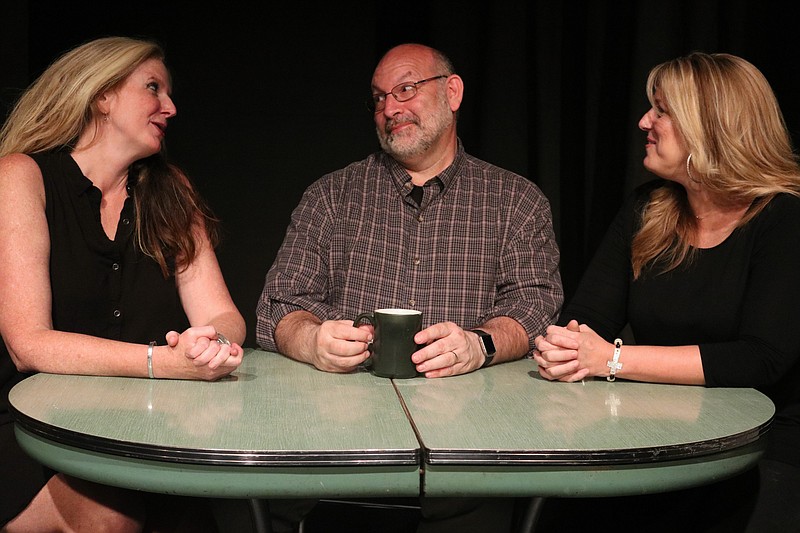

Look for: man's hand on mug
[412,322,482,378]
[311,320,372,373]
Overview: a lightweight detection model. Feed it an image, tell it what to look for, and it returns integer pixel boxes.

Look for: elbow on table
[3,330,52,373]
[5,346,37,373]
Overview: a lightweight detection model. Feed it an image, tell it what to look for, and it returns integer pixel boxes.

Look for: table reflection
[395,359,769,454]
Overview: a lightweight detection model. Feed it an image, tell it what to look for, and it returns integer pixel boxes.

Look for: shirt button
[122,218,130,225]
[417,215,423,222]
[408,299,416,307]
[113,309,121,318]
[413,258,421,265]
[112,263,120,271]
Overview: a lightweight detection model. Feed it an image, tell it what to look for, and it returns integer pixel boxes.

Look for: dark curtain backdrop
[2,1,798,347]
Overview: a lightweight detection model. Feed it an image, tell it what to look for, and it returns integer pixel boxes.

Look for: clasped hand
[164,325,243,380]
[533,320,612,382]
[312,320,482,378]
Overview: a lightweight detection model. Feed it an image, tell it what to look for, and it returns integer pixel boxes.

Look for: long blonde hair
[631,52,800,278]
[0,36,219,276]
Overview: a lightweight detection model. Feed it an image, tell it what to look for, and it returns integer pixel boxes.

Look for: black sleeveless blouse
[1,151,189,424]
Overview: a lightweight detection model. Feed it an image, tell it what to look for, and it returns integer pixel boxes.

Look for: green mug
[353,308,422,379]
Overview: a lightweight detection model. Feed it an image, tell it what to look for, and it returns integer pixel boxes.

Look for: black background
[2,1,798,347]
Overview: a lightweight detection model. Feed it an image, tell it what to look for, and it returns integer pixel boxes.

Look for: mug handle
[353,313,374,328]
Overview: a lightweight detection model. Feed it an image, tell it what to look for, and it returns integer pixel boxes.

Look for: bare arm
[534,321,705,385]
[0,153,240,380]
[169,227,246,373]
[274,310,323,363]
[274,309,372,373]
[413,316,528,378]
[477,316,530,365]
[175,236,245,346]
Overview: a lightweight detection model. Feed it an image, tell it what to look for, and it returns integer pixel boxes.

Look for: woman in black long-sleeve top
[535,53,800,533]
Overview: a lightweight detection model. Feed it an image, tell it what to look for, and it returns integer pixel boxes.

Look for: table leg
[516,497,545,533]
[248,499,273,533]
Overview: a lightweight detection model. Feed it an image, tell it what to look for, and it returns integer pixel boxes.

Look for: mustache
[385,116,418,134]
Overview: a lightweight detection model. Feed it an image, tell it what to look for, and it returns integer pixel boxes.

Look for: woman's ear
[95,91,113,116]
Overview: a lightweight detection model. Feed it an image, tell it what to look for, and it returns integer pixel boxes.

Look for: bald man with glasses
[258,42,561,380]
[256,41,563,533]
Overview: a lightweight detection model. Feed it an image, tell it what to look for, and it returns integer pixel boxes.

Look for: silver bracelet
[607,338,623,382]
[147,341,156,379]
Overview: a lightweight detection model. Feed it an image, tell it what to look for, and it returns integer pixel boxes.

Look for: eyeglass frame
[367,75,449,113]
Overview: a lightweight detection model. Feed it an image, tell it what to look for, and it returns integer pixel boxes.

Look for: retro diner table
[9,350,774,532]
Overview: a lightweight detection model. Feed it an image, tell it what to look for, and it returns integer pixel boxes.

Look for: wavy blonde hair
[631,52,800,278]
[0,36,218,276]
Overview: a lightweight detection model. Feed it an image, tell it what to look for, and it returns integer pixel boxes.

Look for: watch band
[471,329,496,368]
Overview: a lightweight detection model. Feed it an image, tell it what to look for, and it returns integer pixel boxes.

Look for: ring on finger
[450,350,458,362]
[216,333,231,346]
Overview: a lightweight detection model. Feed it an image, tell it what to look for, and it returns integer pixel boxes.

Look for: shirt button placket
[110,256,123,327]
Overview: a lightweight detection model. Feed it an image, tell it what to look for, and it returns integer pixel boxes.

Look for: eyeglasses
[366,75,448,113]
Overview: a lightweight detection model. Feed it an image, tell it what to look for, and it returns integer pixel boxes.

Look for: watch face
[473,329,496,355]
[481,334,496,355]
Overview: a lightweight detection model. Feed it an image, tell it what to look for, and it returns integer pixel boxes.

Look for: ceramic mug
[353,308,422,378]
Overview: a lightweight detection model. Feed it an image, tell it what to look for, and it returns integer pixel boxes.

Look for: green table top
[9,351,774,498]
[9,350,421,498]
[394,358,774,497]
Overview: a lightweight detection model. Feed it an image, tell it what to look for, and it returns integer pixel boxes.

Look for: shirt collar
[58,150,134,199]
[49,150,94,196]
[384,138,466,193]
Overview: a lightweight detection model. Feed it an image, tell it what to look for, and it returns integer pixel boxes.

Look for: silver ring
[450,350,458,361]
[216,333,231,346]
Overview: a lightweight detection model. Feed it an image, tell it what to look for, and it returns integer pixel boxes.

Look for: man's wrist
[470,329,496,368]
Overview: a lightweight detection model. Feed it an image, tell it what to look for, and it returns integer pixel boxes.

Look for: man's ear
[445,74,464,113]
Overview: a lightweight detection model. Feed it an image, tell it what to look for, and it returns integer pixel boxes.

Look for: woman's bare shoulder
[0,152,42,176]
[0,153,44,185]
[0,153,46,210]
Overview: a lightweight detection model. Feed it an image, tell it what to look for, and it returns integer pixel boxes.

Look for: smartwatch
[471,329,496,368]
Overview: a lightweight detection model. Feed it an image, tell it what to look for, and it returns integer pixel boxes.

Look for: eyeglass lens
[367,75,447,113]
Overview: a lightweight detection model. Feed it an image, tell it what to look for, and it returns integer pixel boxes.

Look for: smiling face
[638,89,690,183]
[99,58,176,162]
[371,45,460,165]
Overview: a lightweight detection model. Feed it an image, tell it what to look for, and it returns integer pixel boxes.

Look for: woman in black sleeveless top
[0,37,245,531]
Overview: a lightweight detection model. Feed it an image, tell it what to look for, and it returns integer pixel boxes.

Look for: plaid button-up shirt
[256,142,563,353]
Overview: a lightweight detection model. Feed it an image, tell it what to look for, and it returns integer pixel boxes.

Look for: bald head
[373,44,454,84]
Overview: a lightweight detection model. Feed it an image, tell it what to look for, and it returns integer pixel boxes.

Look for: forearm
[273,310,322,363]
[7,329,159,377]
[203,309,246,346]
[473,316,528,365]
[603,343,706,385]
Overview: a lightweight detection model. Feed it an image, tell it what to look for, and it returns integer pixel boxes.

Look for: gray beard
[377,97,454,160]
